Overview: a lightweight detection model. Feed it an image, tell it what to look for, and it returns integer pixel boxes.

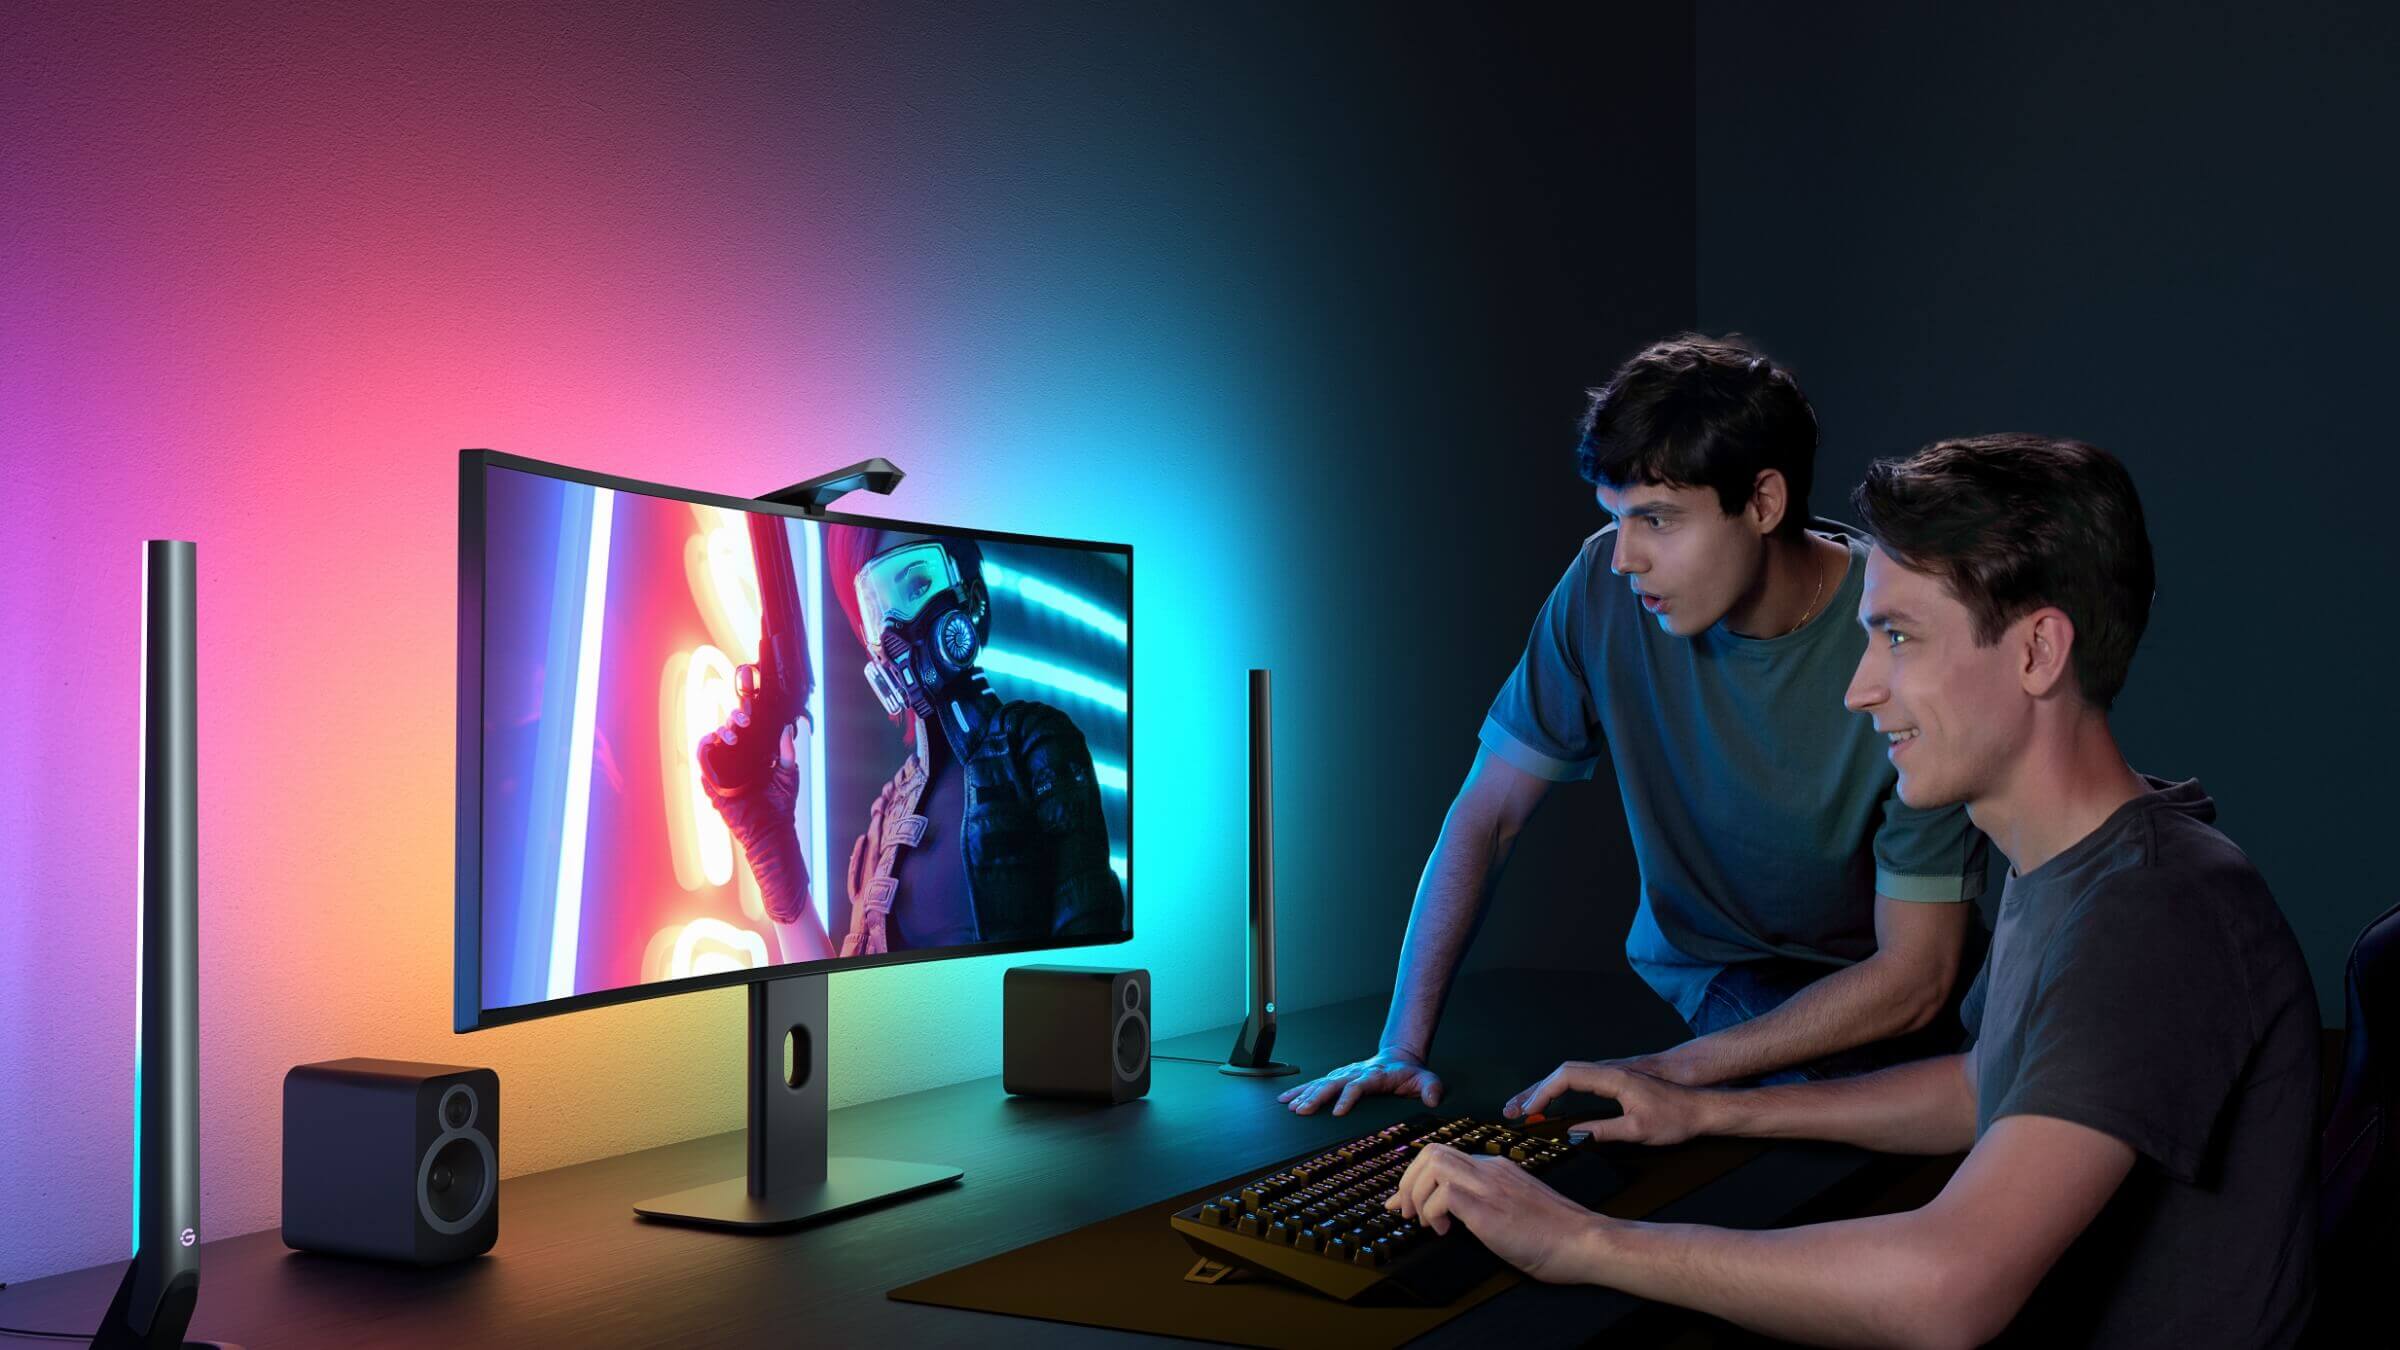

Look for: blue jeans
[1687,927,1986,1087]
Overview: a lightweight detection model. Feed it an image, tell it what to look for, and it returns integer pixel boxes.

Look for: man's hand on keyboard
[1501,1061,1711,1146]
[1277,1048,1445,1116]
[1384,1143,1597,1284]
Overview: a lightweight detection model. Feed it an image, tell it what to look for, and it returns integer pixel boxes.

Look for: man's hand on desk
[1501,1061,1716,1146]
[1277,1047,1445,1115]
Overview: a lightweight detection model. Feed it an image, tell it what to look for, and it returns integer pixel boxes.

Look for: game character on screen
[830,527,1123,955]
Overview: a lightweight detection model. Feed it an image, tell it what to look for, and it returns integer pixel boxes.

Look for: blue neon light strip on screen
[983,560,1127,644]
[976,557,1128,884]
[979,646,1127,713]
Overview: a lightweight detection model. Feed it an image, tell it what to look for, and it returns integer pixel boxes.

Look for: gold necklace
[1781,544,1831,638]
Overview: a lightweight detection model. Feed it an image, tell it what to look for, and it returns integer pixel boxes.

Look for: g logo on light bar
[180,1228,196,1247]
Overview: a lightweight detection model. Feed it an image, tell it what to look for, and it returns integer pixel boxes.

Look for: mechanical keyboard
[1170,1114,1626,1304]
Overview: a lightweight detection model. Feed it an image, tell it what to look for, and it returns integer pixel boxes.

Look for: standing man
[1285,335,1988,1112]
[1399,435,2318,1348]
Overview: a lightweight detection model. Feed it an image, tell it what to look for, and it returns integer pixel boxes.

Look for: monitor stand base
[629,975,962,1233]
[634,1156,962,1231]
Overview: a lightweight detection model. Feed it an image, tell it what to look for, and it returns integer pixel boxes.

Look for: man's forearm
[1663,951,1943,1086]
[1378,806,1515,1059]
[1701,1053,1977,1155]
[1565,1207,1970,1350]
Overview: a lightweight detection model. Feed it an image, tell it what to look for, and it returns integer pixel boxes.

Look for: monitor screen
[456,451,1131,1029]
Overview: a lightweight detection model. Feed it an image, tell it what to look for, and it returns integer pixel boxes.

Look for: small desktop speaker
[1003,966,1150,1103]
[282,1059,498,1264]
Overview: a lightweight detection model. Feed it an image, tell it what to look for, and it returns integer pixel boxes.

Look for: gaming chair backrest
[2320,899,2400,1296]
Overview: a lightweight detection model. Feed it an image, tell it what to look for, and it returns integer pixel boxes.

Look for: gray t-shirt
[1960,776,2317,1348]
[1481,521,1987,1018]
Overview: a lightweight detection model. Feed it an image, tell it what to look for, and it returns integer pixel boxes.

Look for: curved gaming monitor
[456,450,1131,1031]
[453,449,1131,1228]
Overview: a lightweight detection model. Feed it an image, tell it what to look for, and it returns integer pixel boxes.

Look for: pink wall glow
[3,2,1286,1284]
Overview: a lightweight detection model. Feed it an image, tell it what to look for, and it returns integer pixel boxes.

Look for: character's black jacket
[957,700,1124,943]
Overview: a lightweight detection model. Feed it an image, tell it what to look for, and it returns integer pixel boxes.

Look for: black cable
[0,1283,91,1343]
[1152,1054,1224,1065]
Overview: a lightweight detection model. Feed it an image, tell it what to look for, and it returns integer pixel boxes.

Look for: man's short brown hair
[1853,434,2155,709]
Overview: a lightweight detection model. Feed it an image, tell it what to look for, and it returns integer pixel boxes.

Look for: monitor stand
[633,974,963,1230]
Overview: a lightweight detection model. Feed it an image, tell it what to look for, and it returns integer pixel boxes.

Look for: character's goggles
[854,541,961,647]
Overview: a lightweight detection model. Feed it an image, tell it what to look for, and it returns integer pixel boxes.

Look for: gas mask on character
[854,538,995,759]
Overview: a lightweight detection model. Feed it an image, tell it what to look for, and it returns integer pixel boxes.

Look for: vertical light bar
[546,488,615,1000]
[803,519,829,936]
[979,646,1128,712]
[131,554,148,1255]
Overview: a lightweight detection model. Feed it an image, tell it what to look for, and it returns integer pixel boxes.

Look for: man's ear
[2021,609,2078,699]
[1746,468,1789,537]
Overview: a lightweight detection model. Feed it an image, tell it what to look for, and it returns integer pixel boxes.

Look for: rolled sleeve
[1873,795,1988,904]
[1876,867,1980,903]
[1479,715,1598,782]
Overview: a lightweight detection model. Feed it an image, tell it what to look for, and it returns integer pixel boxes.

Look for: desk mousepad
[888,1133,1764,1349]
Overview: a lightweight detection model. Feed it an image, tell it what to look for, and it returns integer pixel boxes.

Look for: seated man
[1285,335,1988,1113]
[1394,434,2318,1348]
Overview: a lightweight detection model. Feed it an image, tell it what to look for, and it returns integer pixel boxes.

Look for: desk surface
[0,970,1894,1348]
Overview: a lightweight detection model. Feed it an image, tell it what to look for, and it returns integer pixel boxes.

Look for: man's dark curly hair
[1575,333,1819,539]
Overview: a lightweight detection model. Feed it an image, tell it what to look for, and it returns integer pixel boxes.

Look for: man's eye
[1646,516,1667,530]
[1887,630,1910,648]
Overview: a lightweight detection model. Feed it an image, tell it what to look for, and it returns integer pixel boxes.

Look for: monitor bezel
[455,448,1134,1033]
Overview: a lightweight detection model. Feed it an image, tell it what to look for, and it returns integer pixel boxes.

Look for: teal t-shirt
[1480,519,1987,1021]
